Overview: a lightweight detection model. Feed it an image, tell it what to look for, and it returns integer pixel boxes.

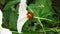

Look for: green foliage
[0,0,5,4]
[0,0,60,34]
[3,0,20,10]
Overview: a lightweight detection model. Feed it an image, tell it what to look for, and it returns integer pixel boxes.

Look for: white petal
[19,0,27,20]
[17,17,28,33]
[19,0,27,15]
[19,5,27,15]
[20,0,26,3]
[0,10,2,26]
[0,28,12,34]
[17,0,28,33]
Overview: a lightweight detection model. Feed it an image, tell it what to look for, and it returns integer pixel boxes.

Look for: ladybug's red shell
[27,12,33,20]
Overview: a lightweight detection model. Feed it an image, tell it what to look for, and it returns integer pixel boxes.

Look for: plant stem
[34,17,52,21]
[37,18,46,34]
[12,31,18,33]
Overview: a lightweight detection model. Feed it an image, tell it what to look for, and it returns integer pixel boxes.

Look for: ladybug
[27,12,34,20]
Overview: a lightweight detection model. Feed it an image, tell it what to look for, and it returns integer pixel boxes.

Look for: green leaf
[3,0,20,10]
[28,0,53,18]
[0,0,5,4]
[9,11,18,30]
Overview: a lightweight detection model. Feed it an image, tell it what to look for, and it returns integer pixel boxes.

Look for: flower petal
[0,10,2,27]
[0,28,12,34]
[19,0,27,15]
[21,0,26,3]
[17,0,28,33]
[17,17,28,33]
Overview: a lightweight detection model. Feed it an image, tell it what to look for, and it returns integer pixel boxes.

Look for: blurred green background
[0,0,60,34]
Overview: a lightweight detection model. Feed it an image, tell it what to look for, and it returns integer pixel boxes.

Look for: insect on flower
[0,10,12,34]
[17,0,28,33]
[27,12,34,20]
[17,0,34,33]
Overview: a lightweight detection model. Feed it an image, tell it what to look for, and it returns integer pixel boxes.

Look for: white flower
[0,28,12,34]
[17,0,28,33]
[0,10,12,34]
[0,10,2,27]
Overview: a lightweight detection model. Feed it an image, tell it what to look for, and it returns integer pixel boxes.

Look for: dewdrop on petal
[17,0,28,33]
[0,10,12,34]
